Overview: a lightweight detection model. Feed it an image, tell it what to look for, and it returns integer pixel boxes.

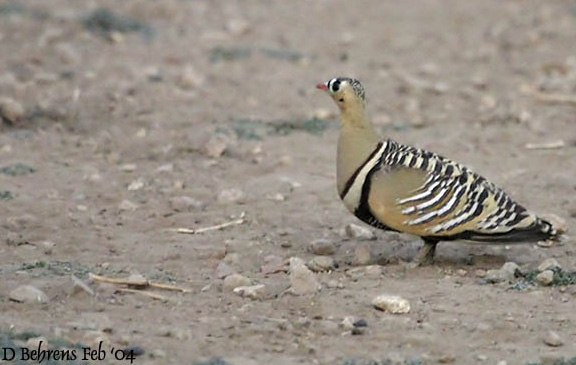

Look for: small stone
[364,265,383,277]
[536,270,554,286]
[476,354,488,361]
[150,349,166,358]
[215,261,235,279]
[340,316,355,330]
[223,273,252,291]
[485,262,519,284]
[538,258,561,272]
[40,240,55,255]
[203,134,230,158]
[127,178,145,191]
[345,223,376,240]
[233,284,266,300]
[26,337,48,351]
[312,108,335,119]
[307,256,337,272]
[225,18,251,37]
[217,188,245,204]
[0,98,25,124]
[169,196,205,212]
[118,199,138,212]
[353,319,368,327]
[372,294,410,314]
[501,262,520,276]
[456,269,467,277]
[475,269,487,278]
[308,238,336,256]
[176,66,205,90]
[543,330,564,347]
[9,285,48,304]
[353,245,372,266]
[289,257,320,295]
[260,255,286,275]
[496,361,507,365]
[120,164,137,172]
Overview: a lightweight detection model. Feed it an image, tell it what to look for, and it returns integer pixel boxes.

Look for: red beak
[316,82,328,90]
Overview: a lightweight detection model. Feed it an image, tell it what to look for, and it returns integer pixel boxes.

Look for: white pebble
[233,284,265,300]
[372,294,410,314]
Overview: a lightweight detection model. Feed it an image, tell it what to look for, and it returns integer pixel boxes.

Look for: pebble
[538,258,560,272]
[9,285,48,304]
[203,134,230,158]
[223,273,252,291]
[260,255,286,275]
[225,18,251,37]
[289,257,320,295]
[40,240,56,255]
[536,270,554,286]
[308,238,336,256]
[150,349,167,359]
[372,294,411,314]
[364,265,383,277]
[345,223,376,240]
[176,66,205,90]
[0,98,25,124]
[352,245,372,266]
[127,178,145,191]
[215,261,235,279]
[217,188,245,204]
[233,284,266,300]
[307,256,337,272]
[543,330,564,347]
[485,262,519,284]
[118,199,138,212]
[120,163,137,172]
[340,316,356,330]
[169,196,205,212]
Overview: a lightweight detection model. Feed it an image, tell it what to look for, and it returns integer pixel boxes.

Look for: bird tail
[462,217,559,243]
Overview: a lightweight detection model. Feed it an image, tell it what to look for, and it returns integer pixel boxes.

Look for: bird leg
[412,240,438,267]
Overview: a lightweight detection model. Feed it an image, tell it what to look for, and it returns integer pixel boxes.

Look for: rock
[307,256,337,272]
[217,188,245,204]
[485,262,519,284]
[225,18,251,37]
[127,178,145,191]
[5,214,38,232]
[215,261,235,279]
[475,269,487,278]
[176,66,205,90]
[536,270,555,286]
[353,245,372,266]
[120,163,137,172]
[223,273,252,291]
[364,265,383,277]
[340,316,356,330]
[203,134,230,159]
[354,319,368,327]
[26,337,48,351]
[150,349,166,358]
[169,196,205,212]
[9,285,48,304]
[0,98,25,124]
[40,240,56,255]
[345,223,376,240]
[543,330,564,347]
[233,284,266,300]
[501,262,520,277]
[118,199,138,212]
[538,258,561,272]
[289,257,320,295]
[372,294,410,314]
[308,238,336,256]
[260,255,286,275]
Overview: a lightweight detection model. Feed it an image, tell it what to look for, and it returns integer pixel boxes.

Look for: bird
[316,76,561,266]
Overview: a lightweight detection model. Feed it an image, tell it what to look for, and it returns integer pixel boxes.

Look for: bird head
[316,77,366,112]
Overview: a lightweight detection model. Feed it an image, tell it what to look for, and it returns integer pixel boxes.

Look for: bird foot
[409,241,437,267]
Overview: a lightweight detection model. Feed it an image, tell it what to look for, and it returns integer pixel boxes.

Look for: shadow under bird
[316,77,561,266]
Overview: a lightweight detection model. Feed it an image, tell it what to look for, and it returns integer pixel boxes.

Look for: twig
[532,91,576,105]
[525,140,565,150]
[116,288,169,301]
[174,212,246,234]
[88,273,190,292]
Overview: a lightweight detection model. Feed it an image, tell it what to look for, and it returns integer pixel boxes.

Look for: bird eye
[330,79,341,92]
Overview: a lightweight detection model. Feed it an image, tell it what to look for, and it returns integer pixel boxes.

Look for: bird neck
[336,108,382,197]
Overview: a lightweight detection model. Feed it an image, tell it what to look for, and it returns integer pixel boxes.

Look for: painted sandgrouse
[317,77,560,266]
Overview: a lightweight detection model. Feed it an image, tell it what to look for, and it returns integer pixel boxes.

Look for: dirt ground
[1,0,576,364]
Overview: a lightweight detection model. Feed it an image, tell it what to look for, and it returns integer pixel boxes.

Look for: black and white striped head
[316,77,366,109]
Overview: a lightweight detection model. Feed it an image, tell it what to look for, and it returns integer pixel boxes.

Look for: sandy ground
[1,0,576,364]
